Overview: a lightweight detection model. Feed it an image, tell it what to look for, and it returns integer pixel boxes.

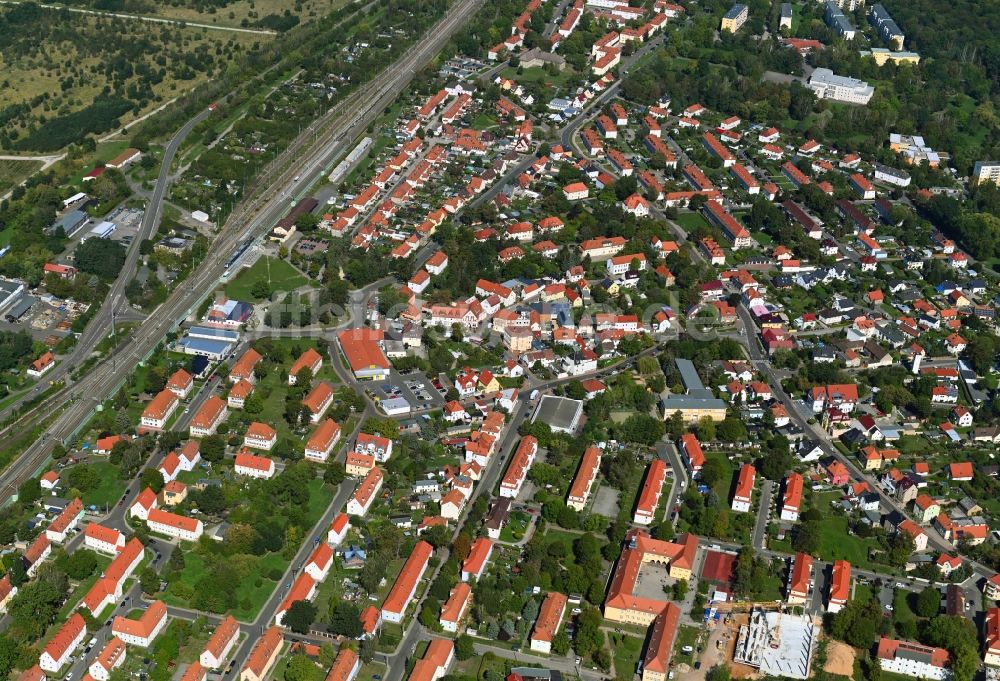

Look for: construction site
[731,607,819,680]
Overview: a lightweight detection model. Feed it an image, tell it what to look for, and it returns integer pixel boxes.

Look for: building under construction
[733,607,818,679]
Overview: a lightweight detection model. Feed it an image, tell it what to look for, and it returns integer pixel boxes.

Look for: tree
[17,478,41,505]
[251,280,272,300]
[696,416,716,441]
[915,586,942,618]
[141,567,160,595]
[455,634,474,661]
[328,601,363,638]
[55,548,98,579]
[140,468,165,494]
[74,238,126,279]
[829,596,881,648]
[706,666,731,681]
[284,655,322,681]
[284,600,317,634]
[200,435,225,462]
[65,464,100,492]
[792,520,820,555]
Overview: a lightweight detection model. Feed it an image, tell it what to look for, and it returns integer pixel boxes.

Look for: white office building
[806,68,874,105]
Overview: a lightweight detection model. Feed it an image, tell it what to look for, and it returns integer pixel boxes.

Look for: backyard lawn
[608,632,642,680]
[224,257,309,301]
[674,211,712,233]
[80,460,128,510]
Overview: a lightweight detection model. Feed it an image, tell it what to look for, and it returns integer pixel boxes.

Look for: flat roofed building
[807,68,874,105]
[721,3,748,32]
[531,395,584,434]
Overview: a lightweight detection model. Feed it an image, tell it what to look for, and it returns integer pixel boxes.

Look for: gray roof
[675,358,706,392]
[725,3,747,19]
[661,395,727,411]
[532,395,584,431]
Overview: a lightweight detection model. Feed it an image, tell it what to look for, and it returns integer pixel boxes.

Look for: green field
[224,256,310,301]
[674,211,712,233]
[80,460,128,510]
[0,158,43,196]
[608,632,642,680]
[673,624,701,661]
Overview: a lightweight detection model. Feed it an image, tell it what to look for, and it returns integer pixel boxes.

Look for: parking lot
[375,369,447,410]
[106,207,144,247]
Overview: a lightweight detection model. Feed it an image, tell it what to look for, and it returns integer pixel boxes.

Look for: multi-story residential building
[973,161,1000,187]
[823,1,856,39]
[869,4,904,49]
[46,497,84,543]
[347,467,383,517]
[720,3,748,32]
[327,649,361,681]
[439,582,472,633]
[529,592,568,654]
[166,369,193,399]
[461,538,494,582]
[781,472,803,522]
[240,627,283,681]
[641,603,681,681]
[243,422,277,451]
[40,613,87,672]
[499,436,538,499]
[189,396,227,437]
[305,419,341,462]
[146,508,203,541]
[786,553,812,604]
[229,348,263,384]
[200,616,240,670]
[732,464,756,512]
[275,573,317,627]
[303,382,334,423]
[633,459,666,525]
[828,560,851,613]
[234,451,276,479]
[354,433,393,462]
[876,638,950,680]
[90,637,126,681]
[566,446,602,511]
[141,390,180,431]
[328,513,350,546]
[381,541,433,623]
[288,348,323,385]
[112,601,168,648]
[84,523,126,555]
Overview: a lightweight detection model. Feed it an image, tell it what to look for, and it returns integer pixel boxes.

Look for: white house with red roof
[304,543,334,582]
[84,523,126,555]
[328,513,350,546]
[130,487,159,521]
[234,451,276,479]
[40,613,86,672]
[461,538,494,581]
